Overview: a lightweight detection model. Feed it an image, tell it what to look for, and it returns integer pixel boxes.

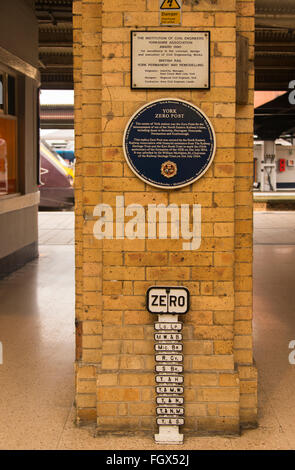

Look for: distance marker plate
[155,354,183,362]
[154,333,182,341]
[157,396,184,405]
[155,322,182,331]
[157,407,184,416]
[157,417,184,426]
[155,343,183,352]
[156,386,184,394]
[155,364,183,373]
[156,375,184,384]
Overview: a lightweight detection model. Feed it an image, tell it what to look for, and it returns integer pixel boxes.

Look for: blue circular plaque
[123,99,216,189]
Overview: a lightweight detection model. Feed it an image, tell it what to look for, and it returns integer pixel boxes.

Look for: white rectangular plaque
[157,407,184,415]
[157,396,184,405]
[156,386,183,394]
[155,354,183,362]
[155,333,182,341]
[156,364,183,373]
[155,322,182,331]
[131,31,210,89]
[155,344,183,352]
[156,375,184,384]
[157,417,184,426]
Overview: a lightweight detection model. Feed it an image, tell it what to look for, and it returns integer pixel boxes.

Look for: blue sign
[123,99,216,189]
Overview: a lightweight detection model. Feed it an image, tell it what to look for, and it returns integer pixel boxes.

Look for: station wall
[254,142,295,189]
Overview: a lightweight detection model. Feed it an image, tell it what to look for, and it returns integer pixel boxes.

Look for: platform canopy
[34,0,73,89]
[255,92,295,140]
[256,0,295,91]
[32,0,295,91]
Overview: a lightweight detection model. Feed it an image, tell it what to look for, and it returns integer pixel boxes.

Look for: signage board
[157,417,184,426]
[154,333,182,341]
[157,407,184,415]
[131,31,209,89]
[123,99,216,189]
[157,396,184,405]
[155,354,183,362]
[155,343,183,352]
[147,286,189,314]
[155,322,182,331]
[159,0,182,26]
[156,375,184,383]
[156,364,183,373]
[156,386,183,394]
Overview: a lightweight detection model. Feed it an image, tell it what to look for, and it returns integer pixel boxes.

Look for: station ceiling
[35,0,73,89]
[34,0,295,91]
[255,92,295,140]
[256,0,295,91]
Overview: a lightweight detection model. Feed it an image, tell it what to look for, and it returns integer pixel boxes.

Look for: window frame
[0,65,17,117]
[0,73,4,113]
[0,63,18,196]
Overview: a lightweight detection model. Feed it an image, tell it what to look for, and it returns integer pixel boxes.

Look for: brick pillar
[235,0,257,427]
[74,0,103,423]
[74,0,257,434]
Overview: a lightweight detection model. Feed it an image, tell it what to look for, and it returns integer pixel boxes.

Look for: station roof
[33,0,295,91]
[255,91,295,140]
[34,0,73,89]
[256,0,295,90]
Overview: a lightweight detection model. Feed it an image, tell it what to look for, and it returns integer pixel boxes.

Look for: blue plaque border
[123,98,216,189]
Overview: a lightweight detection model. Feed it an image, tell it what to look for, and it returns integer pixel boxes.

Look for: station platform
[254,192,295,211]
[0,211,294,449]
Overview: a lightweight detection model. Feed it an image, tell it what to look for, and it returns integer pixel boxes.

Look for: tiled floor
[38,211,74,245]
[254,211,295,245]
[0,211,295,449]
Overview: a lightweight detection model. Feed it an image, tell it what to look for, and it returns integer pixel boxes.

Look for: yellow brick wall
[74,0,257,434]
[74,0,103,424]
[235,0,257,427]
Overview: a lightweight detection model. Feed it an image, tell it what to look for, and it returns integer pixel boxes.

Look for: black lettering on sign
[169,295,177,307]
[151,295,158,306]
[147,287,189,314]
[178,296,185,307]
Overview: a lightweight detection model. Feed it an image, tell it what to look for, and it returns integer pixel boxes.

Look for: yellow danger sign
[159,0,182,25]
[160,0,181,9]
[160,11,181,24]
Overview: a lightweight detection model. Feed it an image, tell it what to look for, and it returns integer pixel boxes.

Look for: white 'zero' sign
[147,286,189,314]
